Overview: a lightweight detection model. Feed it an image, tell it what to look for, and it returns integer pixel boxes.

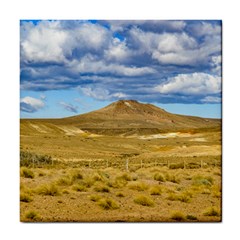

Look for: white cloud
[21,21,68,63]
[129,27,221,65]
[69,55,156,77]
[154,72,221,95]
[190,22,221,37]
[20,21,110,64]
[81,87,127,101]
[104,38,131,62]
[211,55,222,75]
[59,102,78,113]
[20,96,45,113]
[201,96,221,103]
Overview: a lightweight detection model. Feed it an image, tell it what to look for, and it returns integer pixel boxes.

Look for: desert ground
[20,123,221,222]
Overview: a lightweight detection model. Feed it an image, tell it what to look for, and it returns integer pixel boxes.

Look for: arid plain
[20,100,222,222]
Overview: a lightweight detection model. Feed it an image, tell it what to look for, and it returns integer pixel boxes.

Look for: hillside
[21,100,221,135]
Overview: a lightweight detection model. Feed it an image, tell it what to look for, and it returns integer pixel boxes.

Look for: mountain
[21,100,221,136]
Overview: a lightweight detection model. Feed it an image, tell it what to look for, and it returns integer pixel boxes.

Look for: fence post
[126,159,129,172]
[167,159,170,168]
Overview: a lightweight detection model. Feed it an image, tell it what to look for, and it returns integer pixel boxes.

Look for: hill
[21,100,221,136]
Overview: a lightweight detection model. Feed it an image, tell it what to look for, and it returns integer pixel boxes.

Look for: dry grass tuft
[36,184,60,196]
[20,167,35,179]
[153,173,165,182]
[203,206,220,217]
[116,192,125,197]
[128,182,148,191]
[72,184,87,192]
[98,198,119,210]
[89,194,102,202]
[20,193,33,203]
[171,211,185,221]
[149,185,162,195]
[25,210,40,221]
[94,184,110,193]
[134,195,154,207]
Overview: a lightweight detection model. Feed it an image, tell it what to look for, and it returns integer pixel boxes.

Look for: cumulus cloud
[154,73,221,95]
[20,96,45,113]
[80,87,127,101]
[201,96,221,103]
[20,20,222,104]
[59,102,78,113]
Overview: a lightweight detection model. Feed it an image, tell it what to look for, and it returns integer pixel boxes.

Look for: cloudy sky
[20,20,222,118]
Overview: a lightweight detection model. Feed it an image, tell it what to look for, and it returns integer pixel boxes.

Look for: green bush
[20,151,53,167]
[192,175,213,186]
[134,195,154,207]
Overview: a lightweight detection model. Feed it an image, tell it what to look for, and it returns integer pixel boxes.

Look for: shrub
[192,175,213,186]
[169,163,184,169]
[36,184,60,196]
[98,198,119,210]
[203,207,220,217]
[20,193,33,203]
[165,174,180,184]
[20,151,53,167]
[128,182,148,191]
[153,173,165,182]
[25,210,40,221]
[171,211,185,221]
[186,215,198,221]
[94,184,110,193]
[72,184,87,192]
[149,186,162,195]
[134,195,154,207]
[89,194,102,202]
[20,167,34,179]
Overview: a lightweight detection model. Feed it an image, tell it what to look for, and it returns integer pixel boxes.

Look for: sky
[20,20,222,119]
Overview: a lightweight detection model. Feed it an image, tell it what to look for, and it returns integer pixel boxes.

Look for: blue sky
[20,20,222,119]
